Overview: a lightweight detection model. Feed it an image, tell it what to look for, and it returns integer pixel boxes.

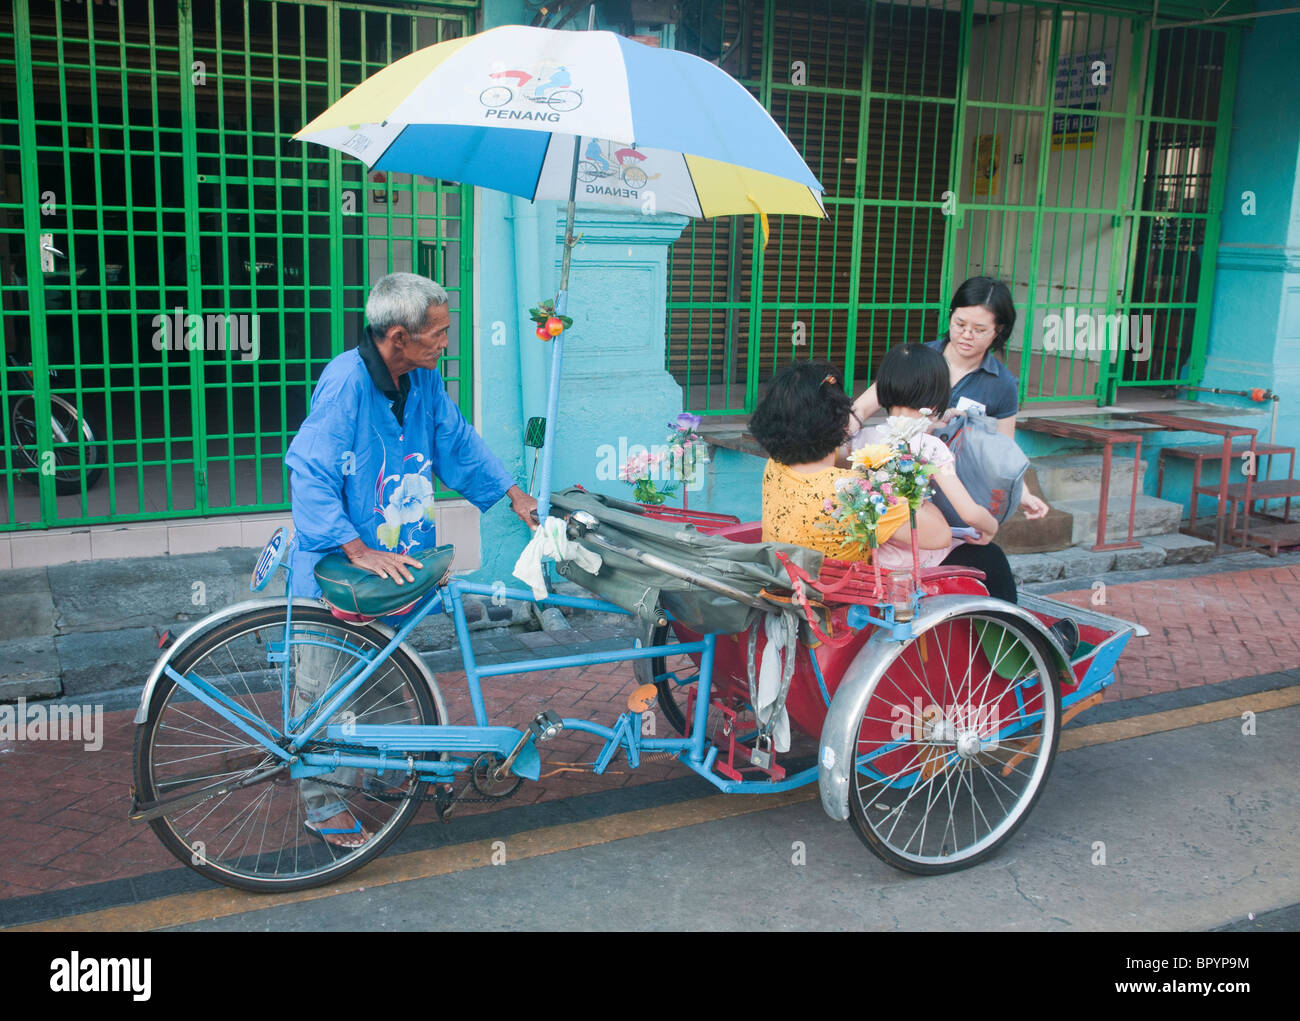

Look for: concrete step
[1054,494,1183,545]
[1006,530,1217,584]
[1147,531,1217,564]
[1032,453,1149,504]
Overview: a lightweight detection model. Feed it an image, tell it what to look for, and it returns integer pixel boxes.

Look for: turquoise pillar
[1202,2,1300,451]
[474,194,691,583]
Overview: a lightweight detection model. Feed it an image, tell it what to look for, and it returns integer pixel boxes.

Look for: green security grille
[0,0,476,532]
[666,0,1240,415]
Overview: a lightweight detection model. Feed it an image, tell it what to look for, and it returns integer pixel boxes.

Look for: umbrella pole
[534,133,585,524]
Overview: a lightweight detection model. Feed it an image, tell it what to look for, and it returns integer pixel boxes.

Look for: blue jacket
[285,350,515,597]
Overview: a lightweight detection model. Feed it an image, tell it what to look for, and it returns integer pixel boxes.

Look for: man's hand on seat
[340,538,423,584]
[507,484,540,528]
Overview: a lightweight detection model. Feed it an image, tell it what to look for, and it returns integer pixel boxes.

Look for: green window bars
[665,0,1239,416]
[0,0,476,532]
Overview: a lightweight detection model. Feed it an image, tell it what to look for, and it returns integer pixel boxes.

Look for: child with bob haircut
[853,343,999,571]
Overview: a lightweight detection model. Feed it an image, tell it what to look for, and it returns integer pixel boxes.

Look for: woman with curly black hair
[751,361,948,560]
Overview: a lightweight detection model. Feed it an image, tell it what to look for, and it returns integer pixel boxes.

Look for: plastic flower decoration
[885,449,937,514]
[618,450,671,504]
[823,467,899,556]
[618,413,711,507]
[848,443,895,472]
[665,413,709,488]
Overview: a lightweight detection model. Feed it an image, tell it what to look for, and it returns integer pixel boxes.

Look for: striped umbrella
[295,24,826,231]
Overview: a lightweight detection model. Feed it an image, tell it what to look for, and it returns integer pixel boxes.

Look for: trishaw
[130,486,1141,892]
[130,23,1141,895]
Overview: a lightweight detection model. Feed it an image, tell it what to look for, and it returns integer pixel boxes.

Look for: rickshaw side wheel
[846,609,1062,875]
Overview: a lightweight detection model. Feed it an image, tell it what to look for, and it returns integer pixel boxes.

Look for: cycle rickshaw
[130,484,1140,892]
[131,23,1140,894]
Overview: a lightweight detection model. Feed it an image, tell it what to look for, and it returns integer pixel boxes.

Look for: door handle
[40,233,65,272]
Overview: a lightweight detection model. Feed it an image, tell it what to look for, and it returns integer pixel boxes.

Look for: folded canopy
[549,488,824,635]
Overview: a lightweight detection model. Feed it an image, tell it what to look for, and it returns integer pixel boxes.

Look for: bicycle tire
[547,88,582,112]
[846,610,1061,874]
[133,604,439,893]
[479,85,512,107]
[10,393,105,495]
[633,618,690,736]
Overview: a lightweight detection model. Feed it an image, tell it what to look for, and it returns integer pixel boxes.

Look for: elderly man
[285,272,537,846]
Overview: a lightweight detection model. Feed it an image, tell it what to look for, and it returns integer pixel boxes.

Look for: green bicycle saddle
[314,544,456,618]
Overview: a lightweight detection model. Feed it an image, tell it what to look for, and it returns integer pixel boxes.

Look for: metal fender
[816,595,1074,822]
[133,598,450,726]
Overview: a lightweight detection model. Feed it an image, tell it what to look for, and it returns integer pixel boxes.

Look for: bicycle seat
[314,544,455,619]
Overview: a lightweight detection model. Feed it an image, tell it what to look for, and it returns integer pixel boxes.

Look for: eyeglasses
[949,314,996,340]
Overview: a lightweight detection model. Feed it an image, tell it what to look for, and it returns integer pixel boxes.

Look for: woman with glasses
[846,277,1048,607]
[851,276,1050,521]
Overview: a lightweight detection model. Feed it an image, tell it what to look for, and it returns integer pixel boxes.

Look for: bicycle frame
[148,543,1141,826]
[151,550,858,798]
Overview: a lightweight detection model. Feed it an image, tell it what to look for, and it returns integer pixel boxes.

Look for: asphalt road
[161,702,1299,932]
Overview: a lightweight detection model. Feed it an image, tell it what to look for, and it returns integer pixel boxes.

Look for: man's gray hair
[366,273,449,338]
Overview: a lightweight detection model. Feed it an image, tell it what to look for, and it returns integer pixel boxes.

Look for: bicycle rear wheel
[133,605,439,893]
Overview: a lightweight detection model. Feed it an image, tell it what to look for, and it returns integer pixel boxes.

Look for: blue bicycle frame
[157,562,835,797]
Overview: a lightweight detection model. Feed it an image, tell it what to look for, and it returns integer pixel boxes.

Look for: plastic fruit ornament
[535,325,551,340]
[545,316,564,336]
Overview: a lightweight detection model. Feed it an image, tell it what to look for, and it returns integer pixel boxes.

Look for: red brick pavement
[2,562,1297,902]
[0,655,700,902]
[1050,563,1300,701]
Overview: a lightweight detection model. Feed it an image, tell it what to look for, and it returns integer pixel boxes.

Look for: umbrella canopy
[295,24,825,221]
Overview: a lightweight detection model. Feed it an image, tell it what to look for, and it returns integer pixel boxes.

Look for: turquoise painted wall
[1200,0,1300,479]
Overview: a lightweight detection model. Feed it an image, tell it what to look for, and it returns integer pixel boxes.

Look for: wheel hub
[955,730,984,759]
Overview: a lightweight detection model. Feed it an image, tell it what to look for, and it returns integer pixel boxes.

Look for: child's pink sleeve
[923,434,957,476]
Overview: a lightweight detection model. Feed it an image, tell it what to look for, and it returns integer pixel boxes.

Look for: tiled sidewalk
[2,560,1297,905]
[1051,563,1300,701]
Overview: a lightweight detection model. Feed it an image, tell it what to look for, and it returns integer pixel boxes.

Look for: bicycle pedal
[626,684,658,714]
[433,784,456,822]
[529,710,565,741]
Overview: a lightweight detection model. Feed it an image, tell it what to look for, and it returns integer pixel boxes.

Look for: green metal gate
[666,0,1240,415]
[0,0,476,532]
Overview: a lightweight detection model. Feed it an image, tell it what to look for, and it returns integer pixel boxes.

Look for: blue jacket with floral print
[285,350,515,598]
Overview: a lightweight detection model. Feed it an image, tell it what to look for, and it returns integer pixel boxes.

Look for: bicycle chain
[299,742,523,806]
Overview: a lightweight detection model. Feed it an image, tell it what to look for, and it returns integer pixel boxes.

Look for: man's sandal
[305,815,373,850]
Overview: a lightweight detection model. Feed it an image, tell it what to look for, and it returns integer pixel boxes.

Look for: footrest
[323,723,540,780]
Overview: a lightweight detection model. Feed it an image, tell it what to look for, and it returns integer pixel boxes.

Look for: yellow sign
[973,134,1000,197]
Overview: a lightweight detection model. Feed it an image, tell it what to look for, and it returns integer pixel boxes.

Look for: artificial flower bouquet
[617,413,711,507]
[824,439,939,601]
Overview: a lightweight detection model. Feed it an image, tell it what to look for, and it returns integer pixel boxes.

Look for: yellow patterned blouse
[761,459,910,561]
